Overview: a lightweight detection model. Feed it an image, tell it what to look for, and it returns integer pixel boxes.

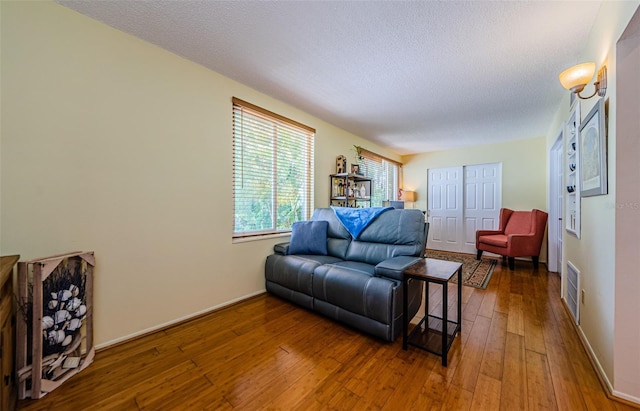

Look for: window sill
[232,232,291,244]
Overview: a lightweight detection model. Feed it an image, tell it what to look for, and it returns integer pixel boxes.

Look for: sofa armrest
[375,256,422,281]
[273,242,290,255]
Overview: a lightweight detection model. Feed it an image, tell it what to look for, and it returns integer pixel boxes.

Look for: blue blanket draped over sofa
[330,206,393,239]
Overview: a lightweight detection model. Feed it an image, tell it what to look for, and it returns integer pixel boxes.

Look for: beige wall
[544,1,640,403]
[615,6,640,399]
[402,137,548,254]
[0,0,3,255]
[0,1,397,347]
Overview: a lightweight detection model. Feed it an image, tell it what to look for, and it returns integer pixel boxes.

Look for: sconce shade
[559,62,596,93]
[401,191,416,202]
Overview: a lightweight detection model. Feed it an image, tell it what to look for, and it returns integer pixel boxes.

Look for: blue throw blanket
[331,206,393,239]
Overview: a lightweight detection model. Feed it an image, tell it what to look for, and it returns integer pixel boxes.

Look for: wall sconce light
[559,62,607,99]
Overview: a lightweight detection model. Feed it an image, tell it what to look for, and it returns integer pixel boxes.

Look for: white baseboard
[95,289,266,350]
[574,323,615,393]
[611,390,640,406]
[564,300,640,407]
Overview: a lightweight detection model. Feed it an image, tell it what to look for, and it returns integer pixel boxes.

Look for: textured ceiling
[57,1,602,155]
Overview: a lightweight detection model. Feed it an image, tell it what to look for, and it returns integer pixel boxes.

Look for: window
[232,98,315,238]
[357,149,401,206]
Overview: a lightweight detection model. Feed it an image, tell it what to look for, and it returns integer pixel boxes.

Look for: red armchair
[476,208,548,270]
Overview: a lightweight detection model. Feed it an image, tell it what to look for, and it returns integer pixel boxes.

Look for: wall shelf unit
[566,101,581,238]
[330,173,372,208]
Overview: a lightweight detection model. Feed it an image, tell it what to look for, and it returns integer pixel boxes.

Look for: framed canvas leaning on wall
[579,98,607,197]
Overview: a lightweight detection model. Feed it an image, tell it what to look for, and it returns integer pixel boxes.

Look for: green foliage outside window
[233,100,313,237]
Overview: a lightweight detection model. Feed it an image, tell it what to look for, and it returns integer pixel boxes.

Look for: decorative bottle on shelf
[359,183,366,198]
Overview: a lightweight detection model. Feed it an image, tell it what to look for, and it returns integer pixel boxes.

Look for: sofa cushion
[265,254,342,296]
[311,208,350,239]
[358,209,425,245]
[324,260,376,276]
[345,209,426,265]
[312,263,394,324]
[311,208,351,259]
[288,220,328,255]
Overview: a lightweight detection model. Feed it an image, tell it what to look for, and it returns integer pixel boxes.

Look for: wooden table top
[403,258,462,282]
[0,254,20,286]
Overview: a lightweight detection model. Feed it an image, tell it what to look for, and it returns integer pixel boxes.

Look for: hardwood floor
[18,261,637,410]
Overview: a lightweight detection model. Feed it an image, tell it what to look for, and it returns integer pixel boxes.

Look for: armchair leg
[532,256,539,270]
[508,257,515,270]
[476,250,483,260]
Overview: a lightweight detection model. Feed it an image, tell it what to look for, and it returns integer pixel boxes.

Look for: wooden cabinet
[330,173,372,208]
[0,255,19,411]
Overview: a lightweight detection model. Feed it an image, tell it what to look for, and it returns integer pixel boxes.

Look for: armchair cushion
[479,234,508,247]
[504,212,532,235]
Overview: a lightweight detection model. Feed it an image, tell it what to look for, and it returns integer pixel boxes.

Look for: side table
[402,258,462,366]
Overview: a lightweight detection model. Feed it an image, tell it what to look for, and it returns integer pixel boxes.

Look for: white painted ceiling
[58,1,602,154]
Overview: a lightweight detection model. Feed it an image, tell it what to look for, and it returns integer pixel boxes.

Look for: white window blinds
[232,97,315,237]
[357,150,401,206]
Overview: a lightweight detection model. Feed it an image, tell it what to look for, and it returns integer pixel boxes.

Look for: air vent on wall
[566,262,580,324]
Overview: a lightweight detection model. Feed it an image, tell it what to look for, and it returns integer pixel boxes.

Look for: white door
[548,134,564,273]
[427,167,464,252]
[462,163,502,254]
[556,160,563,272]
[427,163,502,254]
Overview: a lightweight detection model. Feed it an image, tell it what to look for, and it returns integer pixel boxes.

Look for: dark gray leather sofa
[265,208,428,341]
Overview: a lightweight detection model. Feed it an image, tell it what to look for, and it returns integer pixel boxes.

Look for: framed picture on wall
[579,98,607,197]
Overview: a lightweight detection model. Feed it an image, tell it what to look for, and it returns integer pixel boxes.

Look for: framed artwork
[17,251,95,399]
[351,164,361,175]
[579,99,607,197]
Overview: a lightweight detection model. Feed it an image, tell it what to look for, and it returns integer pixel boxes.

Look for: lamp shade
[559,62,596,93]
[401,191,416,202]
